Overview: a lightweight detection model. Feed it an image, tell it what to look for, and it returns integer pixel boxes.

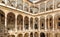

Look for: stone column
[53,0,54,10]
[5,13,7,31]
[23,17,24,31]
[45,1,46,12]
[38,17,40,30]
[15,15,17,32]
[15,34,17,37]
[48,17,50,30]
[5,13,8,37]
[5,0,7,4]
[33,17,35,30]
[29,17,30,30]
[53,15,54,31]
[45,16,47,31]
[15,0,17,8]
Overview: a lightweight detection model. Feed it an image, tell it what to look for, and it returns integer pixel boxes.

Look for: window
[40,32,45,37]
[7,0,16,7]
[40,3,45,12]
[46,0,53,11]
[34,24,38,29]
[24,2,29,12]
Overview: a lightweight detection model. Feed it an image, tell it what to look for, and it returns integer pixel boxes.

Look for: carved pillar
[45,16,47,31]
[53,15,54,31]
[38,17,40,30]
[23,17,24,31]
[45,2,46,12]
[29,17,30,30]
[33,17,35,30]
[15,15,17,32]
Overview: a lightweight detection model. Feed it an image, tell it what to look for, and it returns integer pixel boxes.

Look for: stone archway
[17,34,23,37]
[34,18,38,29]
[46,15,53,29]
[0,10,6,37]
[34,32,38,37]
[30,32,33,37]
[30,17,33,29]
[55,14,60,29]
[24,16,29,30]
[40,17,45,30]
[7,12,15,30]
[17,14,23,30]
[8,35,15,37]
[24,33,29,37]
[40,32,45,37]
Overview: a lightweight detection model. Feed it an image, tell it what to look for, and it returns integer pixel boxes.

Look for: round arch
[30,32,33,37]
[34,32,39,37]
[46,15,53,29]
[8,35,15,37]
[0,10,5,37]
[40,32,45,37]
[54,14,60,29]
[7,12,15,30]
[40,17,45,29]
[17,34,23,37]
[34,17,39,29]
[30,17,33,29]
[17,14,23,30]
[24,16,29,30]
[24,33,29,37]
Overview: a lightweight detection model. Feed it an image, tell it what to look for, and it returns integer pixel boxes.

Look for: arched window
[55,14,60,29]
[17,0,23,10]
[40,17,45,29]
[17,15,23,30]
[46,0,53,11]
[57,3,60,8]
[24,33,29,37]
[0,10,5,37]
[24,2,29,12]
[7,12,15,30]
[8,35,15,37]
[34,32,38,37]
[30,17,33,29]
[46,15,53,29]
[30,6,38,14]
[34,18,38,29]
[30,7,33,13]
[40,32,45,37]
[54,0,60,9]
[7,0,16,7]
[30,32,33,37]
[24,16,29,30]
[40,3,45,12]
[17,34,23,37]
